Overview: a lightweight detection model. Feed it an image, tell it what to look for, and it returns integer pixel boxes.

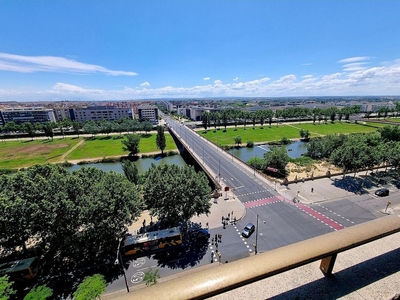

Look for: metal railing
[122,214,400,300]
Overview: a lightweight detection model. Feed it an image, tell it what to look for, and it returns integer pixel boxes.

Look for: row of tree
[0,118,156,140]
[200,105,362,131]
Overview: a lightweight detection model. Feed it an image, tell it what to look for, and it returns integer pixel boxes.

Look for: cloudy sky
[1,1,400,101]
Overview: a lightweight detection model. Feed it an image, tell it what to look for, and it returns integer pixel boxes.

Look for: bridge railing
[122,214,400,300]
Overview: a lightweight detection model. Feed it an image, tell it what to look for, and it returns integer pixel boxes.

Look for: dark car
[375,188,389,197]
[241,223,255,238]
[190,229,210,241]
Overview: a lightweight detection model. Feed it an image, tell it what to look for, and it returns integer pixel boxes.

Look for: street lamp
[115,237,130,293]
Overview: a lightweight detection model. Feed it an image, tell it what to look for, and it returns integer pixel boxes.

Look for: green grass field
[66,133,177,160]
[198,122,381,144]
[199,125,301,145]
[291,122,380,136]
[0,133,178,169]
[0,138,82,169]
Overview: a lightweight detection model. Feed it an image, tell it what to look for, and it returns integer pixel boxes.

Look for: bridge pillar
[320,253,337,276]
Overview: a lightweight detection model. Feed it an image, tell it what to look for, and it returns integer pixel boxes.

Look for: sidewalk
[127,192,246,234]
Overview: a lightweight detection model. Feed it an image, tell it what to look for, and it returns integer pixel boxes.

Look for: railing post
[320,253,337,276]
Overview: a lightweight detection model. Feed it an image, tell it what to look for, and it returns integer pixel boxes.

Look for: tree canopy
[156,126,166,154]
[0,164,143,277]
[73,274,106,300]
[142,164,211,225]
[121,134,141,156]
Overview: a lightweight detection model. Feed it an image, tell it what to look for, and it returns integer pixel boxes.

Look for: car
[190,229,210,241]
[241,223,255,238]
[375,188,389,197]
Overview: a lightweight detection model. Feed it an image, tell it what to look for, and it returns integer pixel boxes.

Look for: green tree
[141,121,154,134]
[73,274,106,300]
[156,126,166,154]
[247,157,265,171]
[122,134,141,156]
[24,285,53,300]
[22,122,35,140]
[299,129,310,140]
[121,159,139,184]
[43,122,54,140]
[83,120,99,138]
[4,121,18,133]
[264,146,289,177]
[143,268,161,286]
[201,111,209,131]
[0,275,15,300]
[234,135,242,146]
[72,121,83,138]
[143,164,211,225]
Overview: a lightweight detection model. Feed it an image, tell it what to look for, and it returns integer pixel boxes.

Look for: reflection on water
[66,155,187,174]
[229,140,308,162]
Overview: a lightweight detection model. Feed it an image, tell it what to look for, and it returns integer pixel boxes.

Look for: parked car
[375,188,389,197]
[241,223,255,238]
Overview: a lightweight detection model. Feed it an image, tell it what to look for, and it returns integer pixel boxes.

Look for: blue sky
[1,0,400,101]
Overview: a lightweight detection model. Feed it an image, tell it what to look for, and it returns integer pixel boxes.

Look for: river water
[66,141,308,174]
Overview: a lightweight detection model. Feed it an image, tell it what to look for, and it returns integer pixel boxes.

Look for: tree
[156,126,166,154]
[121,160,139,184]
[143,164,211,225]
[234,135,242,146]
[73,274,106,300]
[43,122,54,140]
[22,122,35,140]
[299,129,310,140]
[122,134,141,156]
[141,121,153,134]
[242,111,250,130]
[247,157,265,171]
[143,268,161,286]
[83,120,99,138]
[0,275,15,300]
[220,110,230,131]
[4,121,18,133]
[24,285,53,300]
[264,146,289,177]
[201,111,209,131]
[72,121,83,138]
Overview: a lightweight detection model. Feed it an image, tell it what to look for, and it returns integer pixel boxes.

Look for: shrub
[246,141,254,148]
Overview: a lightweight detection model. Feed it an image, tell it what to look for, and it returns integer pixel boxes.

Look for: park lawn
[362,121,392,128]
[199,125,300,145]
[66,133,177,160]
[381,117,400,123]
[0,138,82,169]
[292,122,379,136]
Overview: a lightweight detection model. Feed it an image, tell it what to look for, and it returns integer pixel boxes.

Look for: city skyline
[1,1,400,101]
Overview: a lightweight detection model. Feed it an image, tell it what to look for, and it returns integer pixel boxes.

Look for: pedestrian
[311,187,314,193]
[215,242,218,249]
[218,234,222,243]
[206,222,209,229]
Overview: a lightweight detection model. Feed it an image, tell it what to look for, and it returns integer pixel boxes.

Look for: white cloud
[302,63,313,66]
[338,56,370,63]
[140,82,150,87]
[203,77,210,81]
[0,52,137,76]
[233,77,239,81]
[214,79,222,85]
[1,57,400,100]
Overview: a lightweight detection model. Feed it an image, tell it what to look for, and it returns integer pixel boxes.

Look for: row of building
[0,105,159,126]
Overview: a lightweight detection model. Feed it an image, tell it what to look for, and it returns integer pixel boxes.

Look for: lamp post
[255,214,259,254]
[115,237,130,293]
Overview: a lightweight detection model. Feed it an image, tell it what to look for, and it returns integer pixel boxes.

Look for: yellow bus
[0,257,41,281]
[123,227,183,256]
